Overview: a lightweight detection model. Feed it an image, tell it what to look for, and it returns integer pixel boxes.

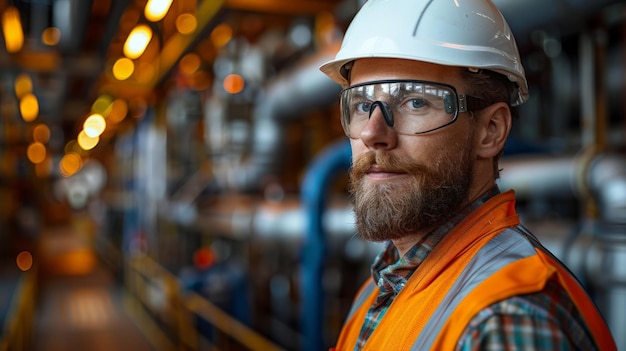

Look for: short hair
[461,69,519,178]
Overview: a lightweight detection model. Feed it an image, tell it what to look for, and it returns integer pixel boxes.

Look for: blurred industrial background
[0,0,625,350]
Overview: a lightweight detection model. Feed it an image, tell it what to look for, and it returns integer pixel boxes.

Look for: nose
[369,101,394,127]
[358,102,398,150]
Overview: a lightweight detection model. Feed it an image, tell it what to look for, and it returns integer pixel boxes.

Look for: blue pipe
[300,140,352,351]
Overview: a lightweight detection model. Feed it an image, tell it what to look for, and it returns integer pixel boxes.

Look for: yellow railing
[125,254,286,351]
[0,269,36,351]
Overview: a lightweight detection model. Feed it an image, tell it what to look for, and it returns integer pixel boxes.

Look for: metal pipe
[231,52,342,192]
[501,153,626,349]
[498,155,578,198]
[253,203,355,240]
[587,153,626,224]
[584,223,626,350]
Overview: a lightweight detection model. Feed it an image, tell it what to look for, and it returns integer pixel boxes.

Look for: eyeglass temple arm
[459,94,493,113]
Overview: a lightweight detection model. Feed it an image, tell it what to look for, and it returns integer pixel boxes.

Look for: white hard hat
[320,0,529,106]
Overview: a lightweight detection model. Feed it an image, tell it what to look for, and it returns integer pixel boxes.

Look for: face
[347,58,477,242]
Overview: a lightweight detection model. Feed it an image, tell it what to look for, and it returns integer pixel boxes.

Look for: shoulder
[458,280,598,351]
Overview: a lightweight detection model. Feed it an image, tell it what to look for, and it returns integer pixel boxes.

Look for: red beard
[349,143,474,242]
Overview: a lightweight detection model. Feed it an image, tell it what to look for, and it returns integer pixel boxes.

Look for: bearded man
[320,0,617,350]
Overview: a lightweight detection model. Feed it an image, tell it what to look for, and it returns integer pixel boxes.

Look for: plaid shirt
[354,187,598,350]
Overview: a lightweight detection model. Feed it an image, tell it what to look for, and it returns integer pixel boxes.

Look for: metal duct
[230,51,342,192]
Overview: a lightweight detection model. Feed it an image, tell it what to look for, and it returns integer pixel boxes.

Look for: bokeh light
[176,13,197,34]
[223,73,245,94]
[77,130,99,151]
[20,93,39,122]
[42,27,61,46]
[59,152,83,177]
[113,57,134,80]
[145,0,173,22]
[83,113,106,138]
[124,24,152,59]
[16,251,33,271]
[92,95,113,116]
[26,141,46,164]
[14,73,32,98]
[2,6,24,53]
[210,23,233,48]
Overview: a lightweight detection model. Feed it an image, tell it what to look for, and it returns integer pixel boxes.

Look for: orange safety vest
[333,191,616,351]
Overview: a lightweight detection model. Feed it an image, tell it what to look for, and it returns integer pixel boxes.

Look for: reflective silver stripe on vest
[410,227,538,350]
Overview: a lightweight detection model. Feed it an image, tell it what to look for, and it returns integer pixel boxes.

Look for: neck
[391,232,429,257]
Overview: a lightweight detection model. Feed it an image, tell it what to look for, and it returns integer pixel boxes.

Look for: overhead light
[145,0,173,22]
[83,113,106,138]
[2,6,24,53]
[113,57,135,80]
[123,24,153,59]
[20,93,39,122]
[77,130,99,151]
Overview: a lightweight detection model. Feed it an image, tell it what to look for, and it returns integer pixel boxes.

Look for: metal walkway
[7,220,156,351]
[32,253,154,351]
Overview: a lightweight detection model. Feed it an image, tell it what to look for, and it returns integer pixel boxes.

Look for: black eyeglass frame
[339,79,492,138]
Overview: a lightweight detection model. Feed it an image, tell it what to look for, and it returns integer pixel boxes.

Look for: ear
[475,102,511,159]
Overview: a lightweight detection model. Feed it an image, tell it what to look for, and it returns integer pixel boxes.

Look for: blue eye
[355,101,372,114]
[410,99,426,108]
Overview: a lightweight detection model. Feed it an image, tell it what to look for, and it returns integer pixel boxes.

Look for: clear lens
[340,80,462,138]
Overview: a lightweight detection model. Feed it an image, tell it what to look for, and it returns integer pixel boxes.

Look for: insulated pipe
[583,153,626,350]
[231,52,342,192]
[253,204,355,240]
[498,155,578,198]
[300,140,352,351]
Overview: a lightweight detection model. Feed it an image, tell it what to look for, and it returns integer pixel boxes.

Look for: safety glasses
[339,80,489,138]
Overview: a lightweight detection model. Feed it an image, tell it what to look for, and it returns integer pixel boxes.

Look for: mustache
[351,152,429,178]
